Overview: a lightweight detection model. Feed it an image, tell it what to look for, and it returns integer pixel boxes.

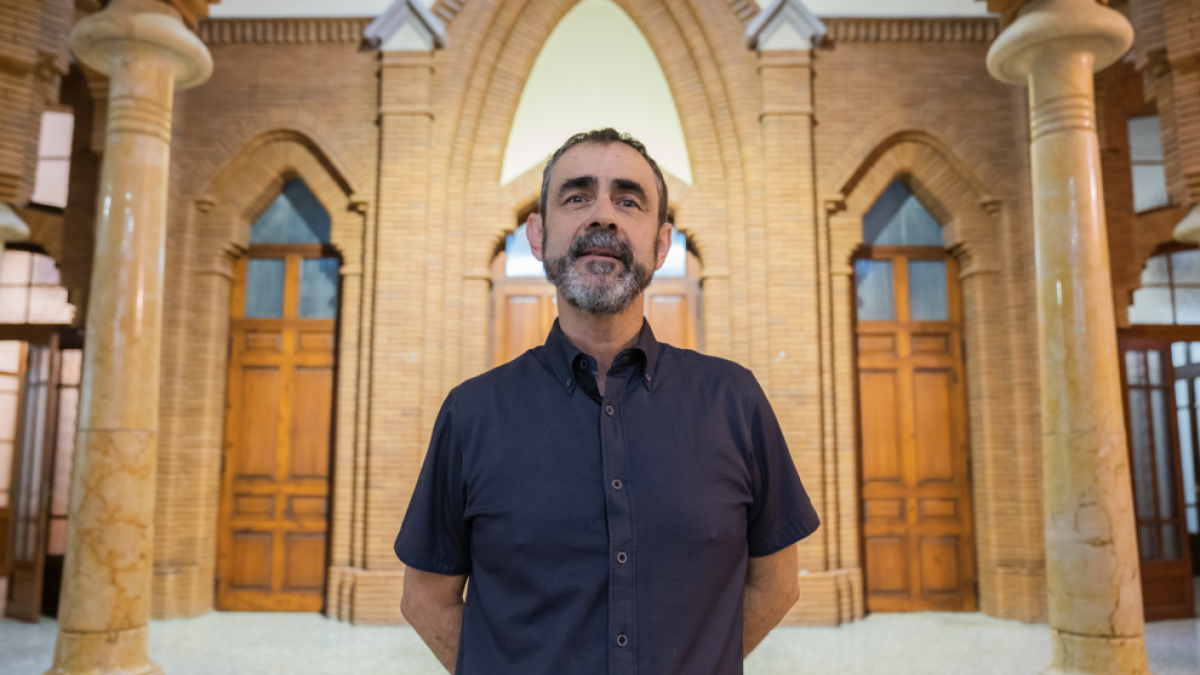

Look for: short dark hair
[539,128,670,228]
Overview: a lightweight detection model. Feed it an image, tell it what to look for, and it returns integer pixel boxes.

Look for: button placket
[601,373,635,674]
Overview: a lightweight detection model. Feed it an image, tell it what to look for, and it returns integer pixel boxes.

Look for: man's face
[528,142,671,315]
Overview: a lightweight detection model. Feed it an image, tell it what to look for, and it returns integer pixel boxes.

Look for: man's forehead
[552,142,656,186]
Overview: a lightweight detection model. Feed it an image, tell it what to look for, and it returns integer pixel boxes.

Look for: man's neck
[557,294,645,384]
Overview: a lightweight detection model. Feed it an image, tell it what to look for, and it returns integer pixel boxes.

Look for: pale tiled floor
[1,611,1198,674]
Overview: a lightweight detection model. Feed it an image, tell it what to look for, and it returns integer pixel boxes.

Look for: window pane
[28,286,73,324]
[1191,342,1200,364]
[1128,287,1173,324]
[1128,388,1157,520]
[908,260,949,321]
[1151,388,1178,518]
[863,181,943,246]
[1126,350,1146,386]
[1173,341,1188,367]
[1163,525,1182,561]
[37,111,74,158]
[655,228,687,278]
[1176,378,1190,407]
[299,258,339,319]
[855,259,894,321]
[0,287,29,323]
[1172,250,1200,284]
[505,223,547,278]
[1177,288,1200,324]
[1,250,31,285]
[245,258,285,318]
[1142,255,1170,285]
[0,341,22,373]
[1138,525,1160,560]
[250,180,331,244]
[1179,405,1197,533]
[32,159,70,209]
[30,254,60,285]
[1148,349,1163,385]
[1133,165,1170,212]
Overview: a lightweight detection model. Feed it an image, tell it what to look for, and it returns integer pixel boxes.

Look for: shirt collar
[544,318,660,394]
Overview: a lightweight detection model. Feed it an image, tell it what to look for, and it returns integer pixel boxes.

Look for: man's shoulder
[657,344,763,395]
[446,347,552,405]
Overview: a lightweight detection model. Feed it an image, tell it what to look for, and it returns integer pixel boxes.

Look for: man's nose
[588,197,619,229]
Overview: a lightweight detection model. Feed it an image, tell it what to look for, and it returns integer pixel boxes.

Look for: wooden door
[1118,336,1196,621]
[856,248,977,612]
[490,250,701,367]
[6,338,61,621]
[218,245,338,612]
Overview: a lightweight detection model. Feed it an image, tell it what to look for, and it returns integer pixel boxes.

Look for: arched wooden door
[491,222,700,366]
[855,181,977,613]
[217,181,339,612]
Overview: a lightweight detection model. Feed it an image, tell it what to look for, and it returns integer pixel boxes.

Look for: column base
[1042,629,1152,675]
[44,625,162,675]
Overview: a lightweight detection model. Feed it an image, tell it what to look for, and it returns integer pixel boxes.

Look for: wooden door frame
[852,244,978,613]
[216,244,341,612]
[1117,328,1198,620]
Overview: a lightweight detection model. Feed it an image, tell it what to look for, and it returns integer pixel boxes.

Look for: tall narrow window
[1129,115,1169,213]
[31,110,74,209]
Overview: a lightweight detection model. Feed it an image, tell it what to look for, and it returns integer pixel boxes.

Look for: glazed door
[1118,337,1195,621]
[218,245,338,612]
[6,339,60,621]
[856,248,977,612]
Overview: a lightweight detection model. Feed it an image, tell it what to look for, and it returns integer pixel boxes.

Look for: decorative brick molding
[823,17,1000,43]
[197,18,373,45]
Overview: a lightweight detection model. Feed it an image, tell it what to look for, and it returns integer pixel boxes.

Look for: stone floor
[1,611,1198,674]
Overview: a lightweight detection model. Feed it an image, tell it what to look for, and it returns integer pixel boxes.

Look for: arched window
[243,180,338,319]
[1128,248,1200,325]
[855,181,947,322]
[503,222,688,278]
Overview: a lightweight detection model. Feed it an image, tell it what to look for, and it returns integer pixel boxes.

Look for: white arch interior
[500,0,693,185]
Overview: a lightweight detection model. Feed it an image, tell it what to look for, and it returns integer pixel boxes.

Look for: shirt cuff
[748,509,821,558]
[394,540,470,576]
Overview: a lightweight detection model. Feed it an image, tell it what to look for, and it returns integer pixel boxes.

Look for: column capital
[70,0,213,91]
[986,0,1132,86]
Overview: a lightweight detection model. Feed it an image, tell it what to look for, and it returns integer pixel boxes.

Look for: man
[395,128,819,674]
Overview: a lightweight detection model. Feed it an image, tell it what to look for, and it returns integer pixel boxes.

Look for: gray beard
[544,230,654,316]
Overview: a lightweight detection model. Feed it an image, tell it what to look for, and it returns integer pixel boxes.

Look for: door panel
[6,340,61,622]
[1118,337,1196,621]
[218,249,336,612]
[856,250,976,613]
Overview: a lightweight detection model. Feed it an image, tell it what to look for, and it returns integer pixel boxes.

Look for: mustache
[567,229,634,268]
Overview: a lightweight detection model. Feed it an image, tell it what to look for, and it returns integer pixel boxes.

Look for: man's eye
[619,199,638,208]
[566,195,585,203]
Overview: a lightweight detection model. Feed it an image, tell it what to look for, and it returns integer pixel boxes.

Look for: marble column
[988,1,1149,674]
[49,1,211,674]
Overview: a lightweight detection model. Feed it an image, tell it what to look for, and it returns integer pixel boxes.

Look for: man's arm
[743,543,800,658]
[402,568,469,673]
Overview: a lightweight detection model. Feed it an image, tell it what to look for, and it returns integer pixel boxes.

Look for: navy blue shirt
[395,320,819,674]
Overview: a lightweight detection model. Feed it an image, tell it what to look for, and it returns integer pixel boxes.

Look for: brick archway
[153,130,371,618]
[825,129,1048,622]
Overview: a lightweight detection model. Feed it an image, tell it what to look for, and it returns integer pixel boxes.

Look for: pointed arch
[153,129,372,618]
[827,127,1047,621]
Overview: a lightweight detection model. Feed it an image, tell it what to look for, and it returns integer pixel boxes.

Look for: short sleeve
[394,392,471,576]
[746,388,821,558]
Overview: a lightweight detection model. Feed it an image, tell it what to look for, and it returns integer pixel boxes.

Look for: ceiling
[209,0,994,18]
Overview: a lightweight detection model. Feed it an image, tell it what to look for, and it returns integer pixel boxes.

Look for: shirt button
[606,405,614,416]
[612,478,622,490]
[617,551,627,564]
[617,634,628,647]
[566,377,572,387]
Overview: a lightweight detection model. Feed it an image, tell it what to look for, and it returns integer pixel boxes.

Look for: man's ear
[527,213,545,262]
[654,223,672,270]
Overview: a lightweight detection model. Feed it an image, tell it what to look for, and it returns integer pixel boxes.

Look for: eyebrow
[612,179,648,204]
[557,175,597,198]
